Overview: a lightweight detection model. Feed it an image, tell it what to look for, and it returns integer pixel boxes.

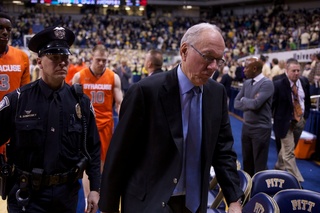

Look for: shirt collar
[288,78,301,87]
[39,79,65,99]
[253,73,264,83]
[177,65,203,95]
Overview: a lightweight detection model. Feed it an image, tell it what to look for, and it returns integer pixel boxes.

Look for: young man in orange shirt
[0,12,30,155]
[72,44,123,171]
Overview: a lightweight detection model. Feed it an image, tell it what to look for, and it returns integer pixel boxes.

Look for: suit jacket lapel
[283,77,292,100]
[159,69,184,154]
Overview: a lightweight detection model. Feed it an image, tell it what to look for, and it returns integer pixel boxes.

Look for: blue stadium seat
[207,169,252,212]
[242,192,279,213]
[237,169,252,203]
[273,189,320,213]
[207,176,225,210]
[250,170,301,198]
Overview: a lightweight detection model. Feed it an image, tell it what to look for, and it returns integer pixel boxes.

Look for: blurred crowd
[3,3,320,91]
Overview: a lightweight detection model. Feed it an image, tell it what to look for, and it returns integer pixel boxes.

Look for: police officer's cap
[28,26,75,56]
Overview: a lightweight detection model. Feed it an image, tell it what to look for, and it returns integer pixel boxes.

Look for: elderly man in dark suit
[272,58,311,183]
[99,23,243,213]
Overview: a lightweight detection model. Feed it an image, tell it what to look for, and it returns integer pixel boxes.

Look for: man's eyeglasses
[190,44,225,67]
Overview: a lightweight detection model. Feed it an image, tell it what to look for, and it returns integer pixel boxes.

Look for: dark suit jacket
[272,76,311,139]
[272,73,286,82]
[99,67,243,213]
[211,69,220,80]
[235,66,245,82]
[220,73,233,98]
[151,68,163,76]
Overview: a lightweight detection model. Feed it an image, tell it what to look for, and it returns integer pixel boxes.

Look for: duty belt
[15,168,77,187]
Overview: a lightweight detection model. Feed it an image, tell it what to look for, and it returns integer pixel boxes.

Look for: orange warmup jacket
[79,67,115,162]
[0,46,30,154]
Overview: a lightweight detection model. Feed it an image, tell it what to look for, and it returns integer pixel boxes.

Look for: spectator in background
[288,37,297,50]
[310,53,317,69]
[234,60,245,83]
[308,53,320,95]
[270,58,282,79]
[143,49,164,76]
[300,29,310,49]
[219,65,234,104]
[272,58,311,183]
[272,59,287,82]
[260,55,271,79]
[111,63,118,73]
[31,17,44,34]
[310,27,319,47]
[29,58,38,81]
[65,57,86,85]
[302,62,312,80]
[116,60,132,95]
[131,62,142,83]
[211,69,220,81]
[31,60,41,81]
[0,12,30,157]
[234,57,274,177]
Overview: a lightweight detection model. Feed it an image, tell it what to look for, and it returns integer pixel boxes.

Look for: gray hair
[286,58,299,69]
[180,23,222,46]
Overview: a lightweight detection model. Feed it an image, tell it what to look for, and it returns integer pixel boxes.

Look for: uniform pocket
[15,119,43,148]
[60,116,83,158]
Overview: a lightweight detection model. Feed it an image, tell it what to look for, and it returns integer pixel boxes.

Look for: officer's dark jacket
[0,79,101,191]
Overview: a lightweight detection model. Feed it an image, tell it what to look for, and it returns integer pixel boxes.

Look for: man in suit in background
[116,60,132,95]
[234,60,245,83]
[234,57,274,177]
[272,58,311,183]
[144,49,164,76]
[99,23,243,213]
[308,53,320,95]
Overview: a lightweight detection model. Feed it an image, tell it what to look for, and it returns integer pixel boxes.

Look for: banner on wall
[238,48,320,63]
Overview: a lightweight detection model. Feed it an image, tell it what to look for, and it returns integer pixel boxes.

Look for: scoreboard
[30,0,147,6]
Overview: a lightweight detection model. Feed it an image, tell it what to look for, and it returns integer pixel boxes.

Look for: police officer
[0,26,100,213]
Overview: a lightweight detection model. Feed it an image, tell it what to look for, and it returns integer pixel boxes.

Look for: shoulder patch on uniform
[0,96,10,111]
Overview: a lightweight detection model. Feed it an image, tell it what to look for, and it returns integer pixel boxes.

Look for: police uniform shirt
[0,79,101,191]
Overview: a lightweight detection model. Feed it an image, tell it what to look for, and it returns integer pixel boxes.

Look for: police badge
[53,27,66,39]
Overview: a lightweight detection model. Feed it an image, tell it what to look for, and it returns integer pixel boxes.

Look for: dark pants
[7,181,80,213]
[168,195,201,213]
[241,125,271,177]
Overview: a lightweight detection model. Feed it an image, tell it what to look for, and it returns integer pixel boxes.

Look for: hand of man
[85,191,100,213]
[227,201,242,213]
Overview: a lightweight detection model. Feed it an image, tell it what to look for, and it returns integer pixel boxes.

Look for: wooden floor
[0,199,6,213]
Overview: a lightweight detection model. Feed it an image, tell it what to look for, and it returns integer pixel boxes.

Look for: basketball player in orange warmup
[72,44,123,171]
[65,56,87,85]
[0,13,30,155]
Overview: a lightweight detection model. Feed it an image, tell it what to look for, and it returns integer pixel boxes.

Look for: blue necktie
[186,86,201,213]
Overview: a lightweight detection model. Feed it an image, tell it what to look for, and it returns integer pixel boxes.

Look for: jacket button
[162,202,166,207]
[173,178,178,184]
